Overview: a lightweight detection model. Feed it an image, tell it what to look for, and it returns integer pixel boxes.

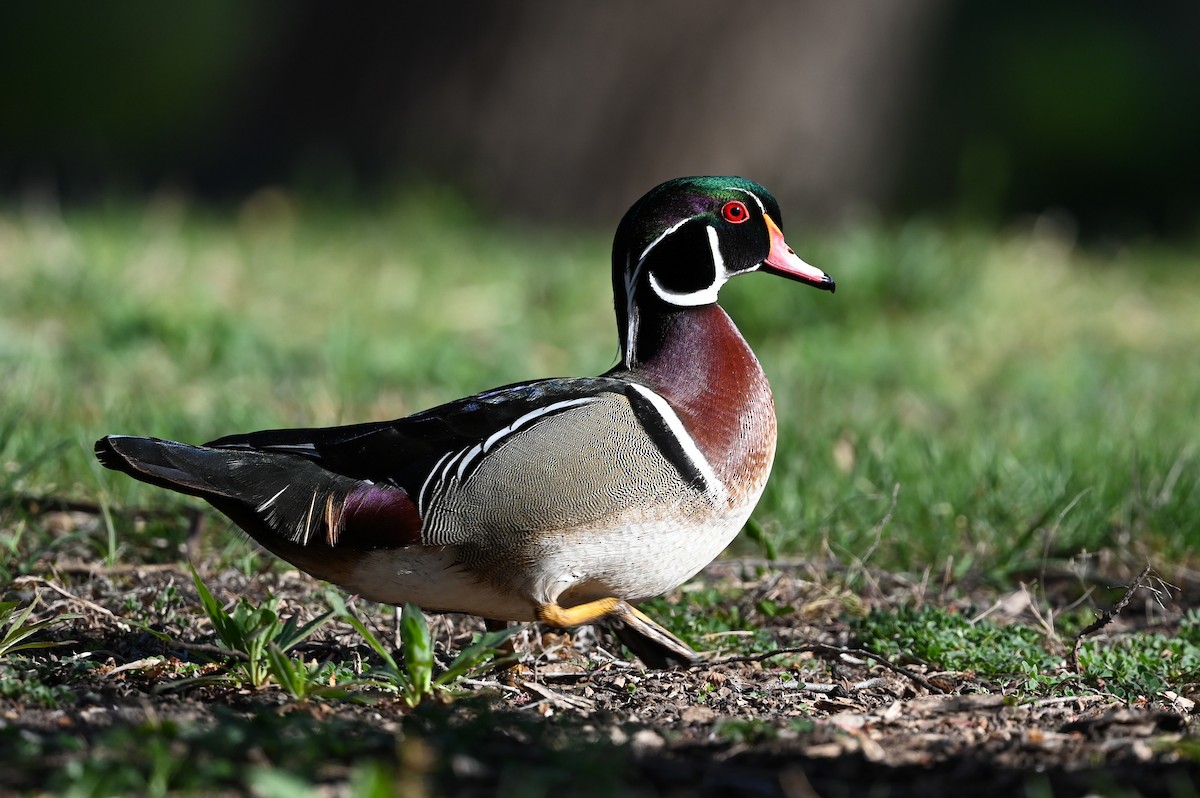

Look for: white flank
[626,383,726,501]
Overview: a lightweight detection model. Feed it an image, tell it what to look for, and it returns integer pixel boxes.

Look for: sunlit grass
[1,192,1197,577]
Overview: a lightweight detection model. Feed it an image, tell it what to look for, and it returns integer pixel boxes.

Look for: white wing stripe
[418,451,454,515]
[627,383,726,500]
[456,443,485,480]
[422,396,603,514]
[482,397,599,453]
[256,485,289,514]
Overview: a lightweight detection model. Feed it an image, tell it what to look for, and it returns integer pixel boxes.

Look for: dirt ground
[3,551,1198,797]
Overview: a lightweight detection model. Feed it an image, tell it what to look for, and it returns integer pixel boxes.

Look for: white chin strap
[647,225,728,307]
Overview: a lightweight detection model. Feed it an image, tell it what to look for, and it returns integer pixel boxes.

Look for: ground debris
[2,559,1198,796]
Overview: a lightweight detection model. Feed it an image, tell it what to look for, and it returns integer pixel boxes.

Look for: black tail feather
[93,435,393,549]
[94,436,225,499]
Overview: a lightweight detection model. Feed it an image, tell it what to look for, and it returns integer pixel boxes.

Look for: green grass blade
[434,626,520,686]
[190,563,241,649]
[0,601,82,658]
[324,590,404,683]
[271,608,335,654]
[400,603,433,703]
[265,643,303,698]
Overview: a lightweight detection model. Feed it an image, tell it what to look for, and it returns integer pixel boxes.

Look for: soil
[3,546,1198,797]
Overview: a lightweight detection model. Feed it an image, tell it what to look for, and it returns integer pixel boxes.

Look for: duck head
[613,176,834,367]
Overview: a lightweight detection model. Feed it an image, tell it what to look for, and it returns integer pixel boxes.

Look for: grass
[1,192,1197,577]
[323,590,518,706]
[1,191,1199,793]
[853,603,1200,701]
[187,564,336,691]
[0,599,79,659]
[171,567,516,701]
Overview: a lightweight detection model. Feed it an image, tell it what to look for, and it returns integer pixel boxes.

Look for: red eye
[722,200,750,224]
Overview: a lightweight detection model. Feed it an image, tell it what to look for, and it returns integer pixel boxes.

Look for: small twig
[696,643,947,695]
[1068,563,1154,673]
[168,640,250,662]
[795,677,887,695]
[12,575,122,620]
[51,561,189,576]
[12,575,246,662]
[460,677,523,695]
[519,679,595,711]
[5,493,202,524]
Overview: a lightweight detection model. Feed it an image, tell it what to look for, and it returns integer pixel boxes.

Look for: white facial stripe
[627,384,726,500]
[624,218,690,366]
[648,271,721,306]
[623,253,639,367]
[639,217,690,263]
[646,224,728,307]
[722,186,765,215]
[707,224,728,276]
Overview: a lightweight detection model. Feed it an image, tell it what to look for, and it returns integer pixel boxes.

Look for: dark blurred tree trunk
[383,1,947,223]
[0,2,947,224]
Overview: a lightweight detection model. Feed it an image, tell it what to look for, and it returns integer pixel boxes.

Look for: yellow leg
[537,597,625,627]
[537,598,700,668]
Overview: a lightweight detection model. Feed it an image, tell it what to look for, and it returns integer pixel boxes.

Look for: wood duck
[95,176,834,667]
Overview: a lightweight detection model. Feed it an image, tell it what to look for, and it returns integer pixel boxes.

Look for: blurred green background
[3,1,1198,235]
[1,2,1197,576]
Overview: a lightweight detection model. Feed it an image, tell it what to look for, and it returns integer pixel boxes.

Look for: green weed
[184,567,516,701]
[263,645,360,703]
[0,660,78,707]
[1074,609,1200,700]
[0,601,85,708]
[325,591,518,707]
[854,603,1200,699]
[639,587,778,655]
[0,599,80,659]
[189,565,334,689]
[854,604,1061,681]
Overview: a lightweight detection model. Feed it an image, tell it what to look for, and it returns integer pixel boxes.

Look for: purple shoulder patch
[339,482,423,548]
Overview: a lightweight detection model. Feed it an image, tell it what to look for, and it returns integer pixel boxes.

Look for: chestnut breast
[635,305,777,505]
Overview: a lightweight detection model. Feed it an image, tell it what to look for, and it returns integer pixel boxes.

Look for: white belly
[340,546,538,620]
[337,494,762,621]
[528,506,755,609]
